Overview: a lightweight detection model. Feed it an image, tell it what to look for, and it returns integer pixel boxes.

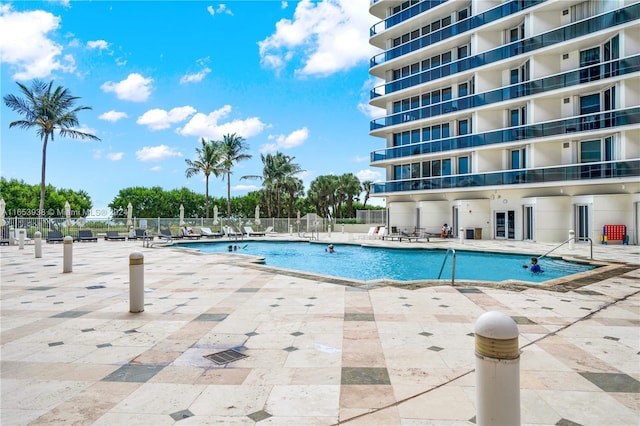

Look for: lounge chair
[159,227,182,240]
[200,227,223,238]
[223,226,243,238]
[244,226,265,236]
[104,231,126,241]
[180,226,201,239]
[46,230,64,243]
[135,229,154,240]
[78,230,98,242]
[264,226,275,234]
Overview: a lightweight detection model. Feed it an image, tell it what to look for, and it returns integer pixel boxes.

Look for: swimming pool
[180,241,595,283]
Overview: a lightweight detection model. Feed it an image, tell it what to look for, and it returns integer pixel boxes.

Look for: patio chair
[200,227,223,238]
[223,226,243,238]
[159,227,182,240]
[244,226,265,236]
[104,231,126,241]
[180,226,201,239]
[46,230,64,243]
[135,229,154,240]
[78,230,98,242]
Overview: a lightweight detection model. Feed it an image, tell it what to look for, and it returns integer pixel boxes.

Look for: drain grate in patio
[203,349,248,365]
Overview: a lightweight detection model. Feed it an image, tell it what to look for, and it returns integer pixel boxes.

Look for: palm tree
[283,176,304,219]
[361,180,373,209]
[3,80,100,229]
[219,133,252,217]
[185,138,223,219]
[339,173,362,218]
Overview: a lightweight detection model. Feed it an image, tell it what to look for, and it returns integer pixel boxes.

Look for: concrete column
[129,252,144,313]
[63,236,73,273]
[34,231,42,258]
[474,311,520,426]
[18,229,25,249]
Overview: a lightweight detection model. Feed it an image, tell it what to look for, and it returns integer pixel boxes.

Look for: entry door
[523,206,534,241]
[495,210,516,239]
[495,212,506,239]
[576,204,589,241]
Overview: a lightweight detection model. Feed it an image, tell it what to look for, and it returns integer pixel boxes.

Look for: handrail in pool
[437,248,457,285]
[538,236,593,261]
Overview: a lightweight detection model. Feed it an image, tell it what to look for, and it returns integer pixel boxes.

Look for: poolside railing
[437,248,457,286]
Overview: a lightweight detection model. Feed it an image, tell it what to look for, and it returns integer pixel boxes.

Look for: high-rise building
[368,0,639,243]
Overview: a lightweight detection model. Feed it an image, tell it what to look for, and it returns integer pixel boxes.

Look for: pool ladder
[437,248,456,286]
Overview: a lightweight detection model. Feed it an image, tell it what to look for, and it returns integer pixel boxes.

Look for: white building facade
[368,0,640,243]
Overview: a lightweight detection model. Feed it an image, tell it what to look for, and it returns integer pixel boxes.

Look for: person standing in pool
[326,244,335,253]
[525,257,543,273]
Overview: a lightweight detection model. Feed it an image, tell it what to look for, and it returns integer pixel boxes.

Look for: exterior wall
[592,194,635,243]
[455,199,491,239]
[418,200,449,235]
[534,196,572,242]
[387,202,416,232]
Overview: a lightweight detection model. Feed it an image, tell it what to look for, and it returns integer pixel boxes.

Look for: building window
[458,156,470,174]
[509,105,527,127]
[580,136,616,163]
[510,60,530,84]
[457,44,469,59]
[458,118,471,136]
[510,148,527,169]
[507,22,525,43]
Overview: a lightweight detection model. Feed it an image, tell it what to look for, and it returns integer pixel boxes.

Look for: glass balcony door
[495,210,515,239]
[523,206,534,241]
[576,204,590,241]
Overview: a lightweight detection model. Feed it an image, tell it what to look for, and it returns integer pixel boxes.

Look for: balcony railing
[372,160,640,195]
[370,55,639,130]
[371,0,545,47]
[370,107,640,162]
[369,3,639,84]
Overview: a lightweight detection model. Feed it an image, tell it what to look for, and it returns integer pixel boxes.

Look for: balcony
[370,3,639,86]
[370,108,640,163]
[372,160,640,195]
[370,55,640,131]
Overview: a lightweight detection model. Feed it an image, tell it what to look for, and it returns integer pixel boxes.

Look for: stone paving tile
[1,238,639,425]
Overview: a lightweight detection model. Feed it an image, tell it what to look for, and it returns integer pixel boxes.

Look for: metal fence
[2,210,386,239]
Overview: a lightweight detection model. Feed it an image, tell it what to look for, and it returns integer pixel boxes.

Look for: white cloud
[106,152,124,161]
[358,102,386,119]
[180,67,211,84]
[281,1,288,9]
[99,110,128,122]
[258,0,377,77]
[207,4,233,16]
[0,5,75,80]
[356,169,382,182]
[150,166,162,172]
[101,73,153,102]
[358,76,387,119]
[135,145,182,162]
[177,105,266,140]
[232,184,259,192]
[87,40,109,50]
[353,155,369,163]
[137,106,196,131]
[260,127,309,153]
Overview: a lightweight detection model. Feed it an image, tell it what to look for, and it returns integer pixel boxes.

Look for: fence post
[63,236,73,273]
[129,252,144,313]
[34,231,42,258]
[475,311,520,426]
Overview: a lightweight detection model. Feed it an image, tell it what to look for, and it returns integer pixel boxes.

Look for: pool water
[181,241,595,283]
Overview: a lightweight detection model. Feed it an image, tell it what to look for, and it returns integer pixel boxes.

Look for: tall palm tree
[283,176,304,219]
[219,133,252,217]
[185,138,223,219]
[361,180,373,209]
[3,80,100,229]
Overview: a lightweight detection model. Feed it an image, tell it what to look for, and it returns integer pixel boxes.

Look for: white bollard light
[129,252,144,313]
[18,229,25,250]
[328,225,332,238]
[569,230,575,250]
[34,231,42,258]
[474,311,520,426]
[63,236,73,273]
[459,227,464,244]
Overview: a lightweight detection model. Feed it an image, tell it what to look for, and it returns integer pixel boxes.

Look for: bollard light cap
[63,236,73,243]
[474,311,518,339]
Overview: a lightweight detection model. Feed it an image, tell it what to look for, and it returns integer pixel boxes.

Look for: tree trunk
[205,174,210,219]
[38,133,50,232]
[226,173,231,217]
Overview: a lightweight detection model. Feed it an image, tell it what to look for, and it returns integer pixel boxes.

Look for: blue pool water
[180,241,595,283]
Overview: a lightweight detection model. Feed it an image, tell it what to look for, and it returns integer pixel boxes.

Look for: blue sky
[0,0,385,213]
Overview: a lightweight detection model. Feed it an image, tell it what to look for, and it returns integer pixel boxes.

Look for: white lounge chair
[200,227,223,238]
[223,226,243,238]
[375,227,386,239]
[244,226,265,236]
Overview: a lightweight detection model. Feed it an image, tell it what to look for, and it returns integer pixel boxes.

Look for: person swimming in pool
[326,244,335,253]
[524,257,543,273]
